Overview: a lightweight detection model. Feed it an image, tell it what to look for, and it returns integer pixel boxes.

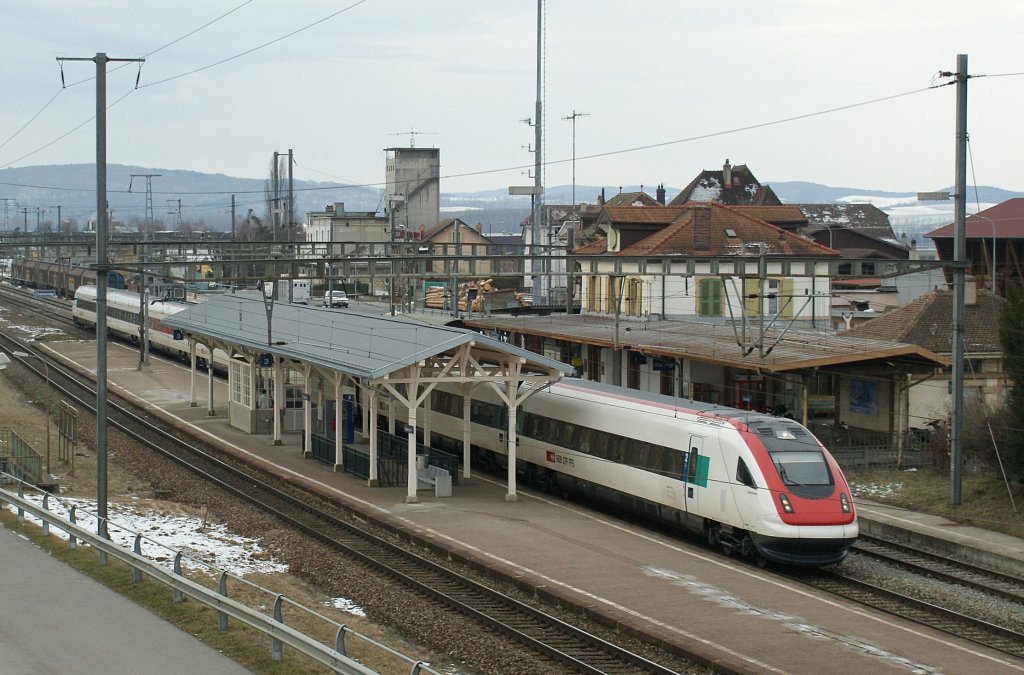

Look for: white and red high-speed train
[421,378,857,566]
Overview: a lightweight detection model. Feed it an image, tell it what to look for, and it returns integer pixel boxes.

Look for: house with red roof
[926,198,1024,297]
[579,202,838,323]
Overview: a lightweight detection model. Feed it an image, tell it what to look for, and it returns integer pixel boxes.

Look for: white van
[324,290,349,308]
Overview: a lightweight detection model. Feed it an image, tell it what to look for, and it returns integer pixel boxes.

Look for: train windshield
[769,450,833,488]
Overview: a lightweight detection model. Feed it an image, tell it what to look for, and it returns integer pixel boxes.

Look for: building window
[698,277,723,317]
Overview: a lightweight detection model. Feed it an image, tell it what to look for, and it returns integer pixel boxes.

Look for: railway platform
[0,524,250,675]
[37,339,1024,674]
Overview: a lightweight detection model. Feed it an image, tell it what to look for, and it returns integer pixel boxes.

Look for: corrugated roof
[162,293,573,380]
[459,313,949,373]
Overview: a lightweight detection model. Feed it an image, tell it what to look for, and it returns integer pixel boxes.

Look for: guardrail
[0,475,441,675]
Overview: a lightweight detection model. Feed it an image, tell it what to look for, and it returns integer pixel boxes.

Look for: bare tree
[264,152,289,241]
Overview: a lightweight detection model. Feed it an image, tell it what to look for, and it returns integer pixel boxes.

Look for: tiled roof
[730,205,808,229]
[421,218,457,240]
[603,191,660,207]
[926,198,1024,239]
[599,205,688,225]
[845,289,1003,354]
[669,163,782,207]
[797,203,895,240]
[574,236,609,254]
[616,203,838,257]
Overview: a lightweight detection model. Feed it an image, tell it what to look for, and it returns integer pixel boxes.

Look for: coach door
[683,435,709,513]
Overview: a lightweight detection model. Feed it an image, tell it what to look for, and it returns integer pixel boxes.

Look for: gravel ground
[838,550,1024,634]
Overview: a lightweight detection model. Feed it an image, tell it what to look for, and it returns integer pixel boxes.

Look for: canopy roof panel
[162,293,573,380]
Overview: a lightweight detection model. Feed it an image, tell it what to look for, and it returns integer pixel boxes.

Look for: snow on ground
[0,317,66,341]
[849,480,904,500]
[4,490,369,617]
[324,596,367,617]
[5,493,286,577]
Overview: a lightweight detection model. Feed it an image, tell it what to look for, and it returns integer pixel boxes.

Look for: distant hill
[2,164,1021,236]
[0,163,382,232]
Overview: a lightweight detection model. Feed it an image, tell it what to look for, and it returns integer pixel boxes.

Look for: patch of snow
[849,480,903,500]
[5,494,287,577]
[324,597,367,617]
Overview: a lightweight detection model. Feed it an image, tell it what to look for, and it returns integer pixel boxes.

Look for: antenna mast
[389,129,437,148]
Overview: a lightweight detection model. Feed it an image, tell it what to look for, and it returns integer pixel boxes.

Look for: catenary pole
[950,54,968,506]
[532,0,543,303]
[59,52,145,542]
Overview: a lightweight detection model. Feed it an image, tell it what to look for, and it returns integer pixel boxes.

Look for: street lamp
[12,350,52,478]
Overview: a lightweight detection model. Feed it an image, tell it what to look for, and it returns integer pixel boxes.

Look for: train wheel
[705,523,721,549]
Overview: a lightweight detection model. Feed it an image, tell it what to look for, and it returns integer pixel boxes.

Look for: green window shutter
[781,278,794,318]
[698,277,722,317]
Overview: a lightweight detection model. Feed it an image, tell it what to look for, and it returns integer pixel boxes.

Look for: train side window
[736,458,757,488]
[662,447,683,475]
[601,434,619,462]
[575,427,592,454]
[623,438,644,467]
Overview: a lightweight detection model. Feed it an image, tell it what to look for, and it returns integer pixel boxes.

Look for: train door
[683,435,709,514]
[733,455,761,530]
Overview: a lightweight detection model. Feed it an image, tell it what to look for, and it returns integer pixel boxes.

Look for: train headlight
[840,492,850,513]
[778,492,794,514]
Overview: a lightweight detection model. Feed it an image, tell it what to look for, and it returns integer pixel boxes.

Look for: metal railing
[0,429,44,485]
[810,424,937,470]
[0,475,441,675]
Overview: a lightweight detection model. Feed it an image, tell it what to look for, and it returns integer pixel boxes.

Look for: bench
[417,464,452,497]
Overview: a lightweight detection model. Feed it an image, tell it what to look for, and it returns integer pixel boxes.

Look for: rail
[0,476,442,675]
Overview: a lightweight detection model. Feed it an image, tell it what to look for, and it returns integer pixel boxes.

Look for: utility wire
[137,0,371,88]
[0,1,255,157]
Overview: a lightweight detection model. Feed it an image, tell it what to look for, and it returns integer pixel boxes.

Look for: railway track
[0,330,682,674]
[852,534,1024,604]
[781,533,1024,660]
[792,569,1024,659]
[0,283,78,332]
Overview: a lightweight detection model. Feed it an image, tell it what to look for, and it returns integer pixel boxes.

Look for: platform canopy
[162,292,571,383]
[163,292,573,502]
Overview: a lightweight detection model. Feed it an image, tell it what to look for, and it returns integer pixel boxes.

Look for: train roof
[546,378,803,432]
[75,285,191,312]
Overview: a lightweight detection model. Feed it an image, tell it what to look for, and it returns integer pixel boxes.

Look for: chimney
[656,183,666,205]
[723,159,732,187]
[599,188,605,206]
[692,205,712,250]
[965,275,977,305]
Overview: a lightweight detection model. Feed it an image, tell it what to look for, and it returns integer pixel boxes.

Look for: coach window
[736,458,756,488]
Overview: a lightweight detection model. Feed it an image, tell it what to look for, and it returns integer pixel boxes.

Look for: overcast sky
[2,1,1022,197]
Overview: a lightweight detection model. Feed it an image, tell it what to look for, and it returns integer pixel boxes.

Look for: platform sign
[258,353,273,367]
[172,329,184,341]
[33,289,57,298]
